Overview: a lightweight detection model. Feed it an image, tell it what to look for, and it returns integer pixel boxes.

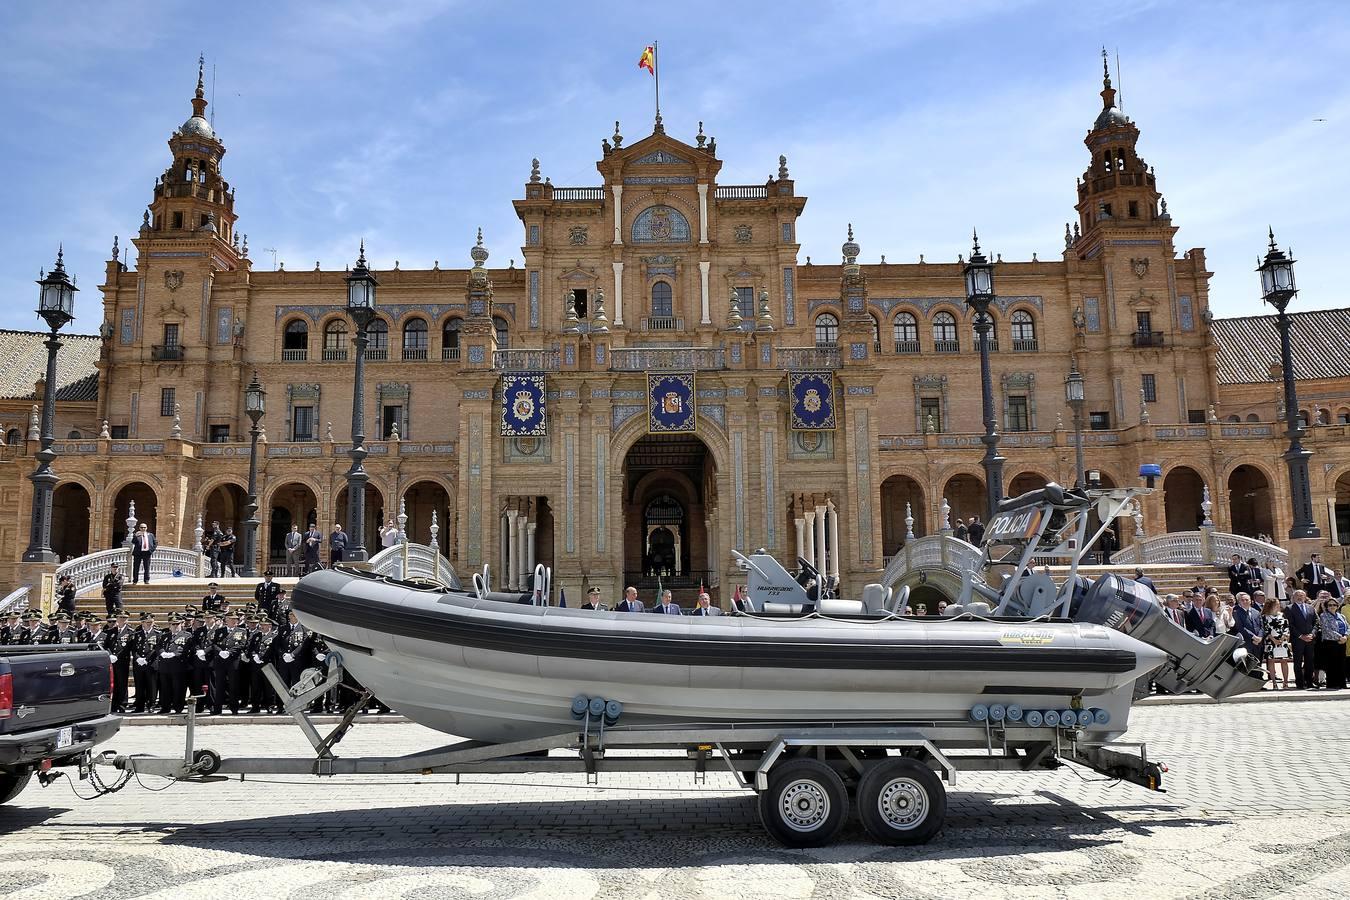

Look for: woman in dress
[1315,597,1349,690]
[1262,598,1291,689]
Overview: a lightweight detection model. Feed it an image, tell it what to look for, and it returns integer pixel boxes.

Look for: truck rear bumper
[0,714,122,768]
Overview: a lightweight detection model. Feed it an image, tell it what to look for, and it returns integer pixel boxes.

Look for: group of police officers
[1,571,372,717]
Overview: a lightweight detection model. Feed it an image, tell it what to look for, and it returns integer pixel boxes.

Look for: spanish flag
[638,45,656,75]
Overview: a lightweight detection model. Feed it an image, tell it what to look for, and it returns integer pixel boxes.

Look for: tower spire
[191,54,208,119]
[1099,46,1117,111]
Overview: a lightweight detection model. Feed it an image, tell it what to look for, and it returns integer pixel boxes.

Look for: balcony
[366,348,389,361]
[933,339,960,353]
[894,340,920,354]
[1132,331,1166,348]
[281,348,308,362]
[777,346,842,370]
[151,344,184,361]
[552,186,605,201]
[1011,338,1039,352]
[641,316,683,332]
[714,185,768,200]
[321,348,348,362]
[402,347,429,361]
[609,347,725,371]
[442,346,461,361]
[494,348,560,371]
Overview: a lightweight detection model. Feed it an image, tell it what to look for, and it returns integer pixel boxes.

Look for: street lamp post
[1258,228,1320,539]
[241,372,266,577]
[22,247,77,564]
[964,230,1004,522]
[343,242,379,563]
[1065,358,1086,487]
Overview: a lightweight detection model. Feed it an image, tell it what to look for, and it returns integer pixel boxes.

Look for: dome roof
[1094,105,1129,130]
[180,114,215,140]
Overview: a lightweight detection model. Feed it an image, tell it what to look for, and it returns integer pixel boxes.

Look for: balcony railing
[933,339,960,353]
[714,185,768,200]
[151,344,184,361]
[281,348,308,362]
[894,339,921,354]
[552,186,605,201]
[366,347,389,361]
[402,347,429,361]
[609,347,725,371]
[1011,338,1039,352]
[642,316,682,332]
[321,348,348,362]
[974,337,1000,352]
[1132,330,1166,348]
[776,346,842,370]
[442,346,461,361]
[494,348,560,371]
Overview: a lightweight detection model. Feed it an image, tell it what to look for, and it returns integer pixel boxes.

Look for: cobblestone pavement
[1,701,1348,898]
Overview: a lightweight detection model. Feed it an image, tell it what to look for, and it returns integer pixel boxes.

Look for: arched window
[1246,413,1261,423]
[814,313,839,348]
[1010,310,1037,350]
[971,313,996,350]
[4,428,20,446]
[493,316,510,349]
[442,318,462,360]
[651,281,673,319]
[869,315,881,350]
[1297,410,1310,428]
[893,312,918,349]
[933,312,958,350]
[1338,408,1350,425]
[322,320,348,361]
[367,319,389,360]
[67,430,82,439]
[402,318,428,360]
[1317,408,1331,426]
[282,319,308,361]
[1226,415,1241,423]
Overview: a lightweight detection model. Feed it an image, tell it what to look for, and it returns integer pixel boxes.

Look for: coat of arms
[734,224,753,244]
[568,226,588,246]
[164,270,185,292]
[803,388,823,414]
[1130,257,1149,279]
[512,389,536,422]
[662,391,683,415]
[648,208,673,241]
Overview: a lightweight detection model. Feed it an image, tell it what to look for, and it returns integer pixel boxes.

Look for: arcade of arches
[622,434,716,589]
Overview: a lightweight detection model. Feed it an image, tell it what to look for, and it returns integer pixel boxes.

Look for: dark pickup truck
[0,646,121,804]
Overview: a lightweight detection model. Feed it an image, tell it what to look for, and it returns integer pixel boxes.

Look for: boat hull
[292,570,1166,744]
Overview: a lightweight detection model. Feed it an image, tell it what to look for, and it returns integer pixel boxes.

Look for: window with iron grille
[652,282,674,318]
[734,286,754,321]
[1141,373,1157,403]
[159,387,175,417]
[1089,411,1111,430]
[933,312,957,343]
[893,312,918,344]
[1007,396,1030,432]
[920,397,942,433]
[814,313,839,347]
[292,405,315,442]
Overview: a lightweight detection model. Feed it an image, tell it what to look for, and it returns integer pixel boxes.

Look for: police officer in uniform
[278,609,311,690]
[0,610,20,644]
[43,614,78,644]
[73,612,95,644]
[254,572,282,622]
[201,583,226,615]
[109,611,135,712]
[189,610,214,710]
[209,610,252,715]
[247,616,281,713]
[156,614,196,714]
[92,616,116,652]
[204,520,224,578]
[129,613,161,713]
[101,563,124,616]
[22,611,49,644]
[56,576,77,617]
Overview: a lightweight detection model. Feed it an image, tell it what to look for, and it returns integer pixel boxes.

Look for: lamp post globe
[342,242,379,563]
[23,247,77,564]
[1259,228,1320,539]
[963,230,1004,521]
[1064,361,1086,488]
[241,372,266,577]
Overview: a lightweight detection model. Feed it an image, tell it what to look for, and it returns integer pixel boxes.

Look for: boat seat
[819,597,867,616]
[887,584,909,615]
[942,603,964,616]
[965,600,993,616]
[860,584,890,615]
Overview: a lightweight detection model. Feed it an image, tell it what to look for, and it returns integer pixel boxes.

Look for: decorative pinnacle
[971,228,981,255]
[196,53,205,98]
[529,158,541,183]
[848,223,854,241]
[54,244,65,271]
[1267,225,1278,252]
[1101,46,1111,88]
[612,120,623,148]
[357,239,367,266]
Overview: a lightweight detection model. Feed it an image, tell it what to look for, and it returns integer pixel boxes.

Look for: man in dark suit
[328,524,349,565]
[615,586,644,614]
[1298,553,1340,598]
[691,592,721,617]
[101,563,124,616]
[130,523,156,584]
[1286,590,1319,689]
[1185,599,1217,638]
[303,525,323,573]
[967,517,985,546]
[1231,593,1264,659]
[1133,568,1157,595]
[580,587,604,610]
[1226,555,1250,596]
[1161,594,1187,629]
[651,590,682,615]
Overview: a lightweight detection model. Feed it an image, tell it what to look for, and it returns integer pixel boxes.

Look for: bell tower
[142,56,240,254]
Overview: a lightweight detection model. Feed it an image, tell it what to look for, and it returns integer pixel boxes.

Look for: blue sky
[1,0,1347,333]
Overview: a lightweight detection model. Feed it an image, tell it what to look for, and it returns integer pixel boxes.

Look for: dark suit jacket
[1232,605,1264,649]
[132,532,157,555]
[1185,605,1217,638]
[651,603,682,615]
[1287,601,1319,639]
[1227,564,1250,595]
[1136,575,1157,594]
[1298,563,1341,596]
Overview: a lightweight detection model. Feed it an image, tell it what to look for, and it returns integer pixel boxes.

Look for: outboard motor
[1074,574,1264,700]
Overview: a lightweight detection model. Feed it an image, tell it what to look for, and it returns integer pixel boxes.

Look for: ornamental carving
[164,270,185,292]
[568,225,588,245]
[734,224,753,244]
[1130,257,1149,278]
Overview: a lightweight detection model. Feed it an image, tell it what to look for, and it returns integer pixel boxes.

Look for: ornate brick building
[2,59,1348,596]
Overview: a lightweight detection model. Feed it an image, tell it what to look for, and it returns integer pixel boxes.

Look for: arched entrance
[1087,471,1131,562]
[203,483,248,533]
[1228,465,1273,538]
[942,473,985,530]
[1336,471,1350,546]
[111,482,157,548]
[52,482,91,560]
[622,434,715,597]
[880,474,926,556]
[1008,471,1048,497]
[335,483,385,553]
[267,482,319,566]
[1163,466,1206,533]
[401,480,453,556]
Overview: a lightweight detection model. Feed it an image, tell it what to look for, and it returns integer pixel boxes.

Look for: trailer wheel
[193,749,222,776]
[0,772,30,805]
[856,758,945,845]
[757,758,849,848]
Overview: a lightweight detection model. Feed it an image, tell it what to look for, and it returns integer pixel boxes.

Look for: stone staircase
[89,577,299,620]
[1047,563,1229,596]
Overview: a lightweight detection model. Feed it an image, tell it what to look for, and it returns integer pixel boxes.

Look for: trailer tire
[193,749,221,776]
[856,758,945,845]
[0,772,31,805]
[757,758,848,848]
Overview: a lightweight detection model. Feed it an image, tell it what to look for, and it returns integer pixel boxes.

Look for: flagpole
[653,40,663,133]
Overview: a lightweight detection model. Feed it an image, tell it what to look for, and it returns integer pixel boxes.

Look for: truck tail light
[0,673,12,719]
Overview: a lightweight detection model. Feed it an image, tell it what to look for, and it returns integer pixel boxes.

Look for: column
[611,184,624,245]
[697,183,709,244]
[794,517,806,564]
[815,504,828,578]
[803,508,816,568]
[506,509,519,590]
[499,513,510,588]
[526,521,537,581]
[827,499,841,581]
[518,512,530,588]
[698,261,711,325]
[612,262,625,327]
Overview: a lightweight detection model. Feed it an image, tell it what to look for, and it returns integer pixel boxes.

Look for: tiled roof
[1211,308,1350,384]
[0,329,102,401]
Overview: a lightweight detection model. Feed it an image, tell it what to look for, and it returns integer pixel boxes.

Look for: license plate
[56,727,73,750]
